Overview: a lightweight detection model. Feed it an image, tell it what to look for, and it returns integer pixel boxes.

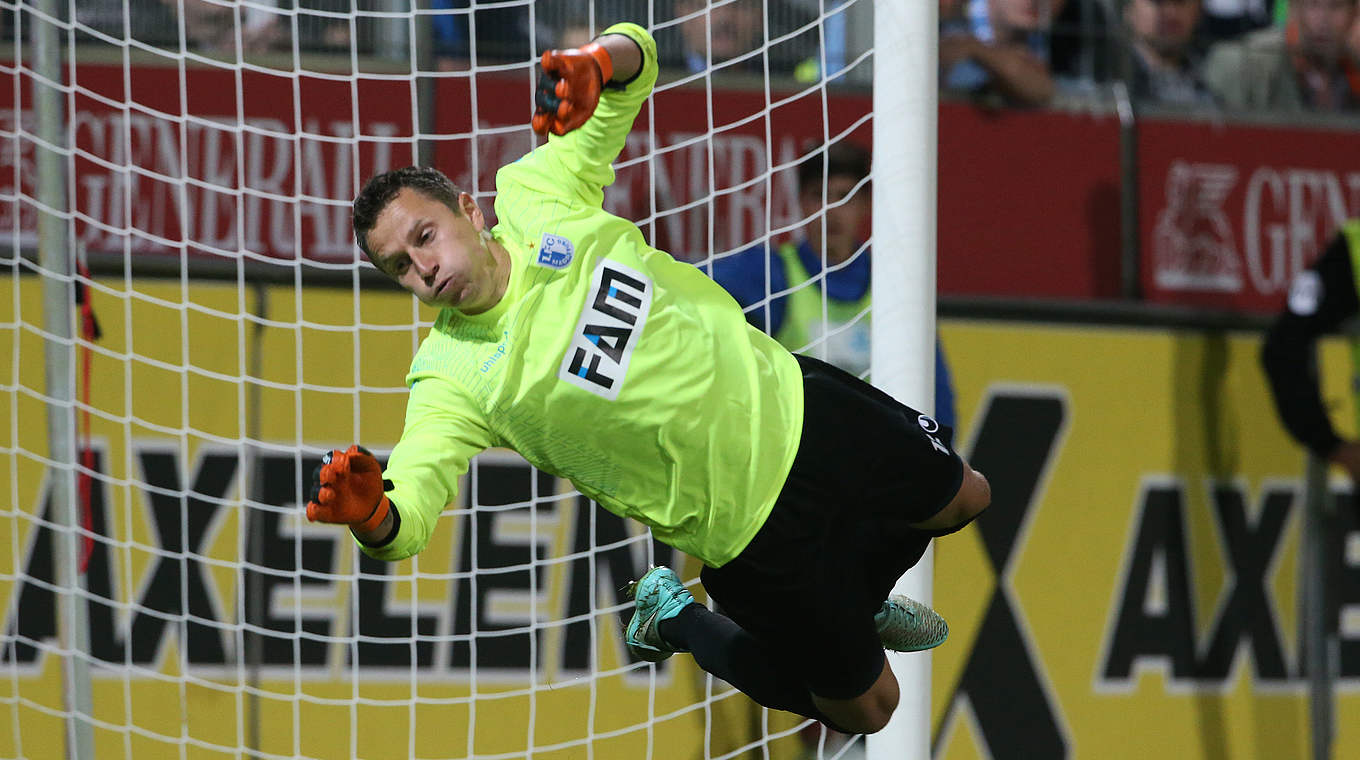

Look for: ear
[458,192,486,232]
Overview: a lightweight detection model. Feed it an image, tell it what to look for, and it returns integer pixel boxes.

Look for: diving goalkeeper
[308,22,990,735]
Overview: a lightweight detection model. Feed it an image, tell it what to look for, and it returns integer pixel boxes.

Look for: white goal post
[2,1,934,758]
[868,1,936,758]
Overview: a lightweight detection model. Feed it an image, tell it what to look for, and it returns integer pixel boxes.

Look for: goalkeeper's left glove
[532,41,614,137]
[305,444,392,534]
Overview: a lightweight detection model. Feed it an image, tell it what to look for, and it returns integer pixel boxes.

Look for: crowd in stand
[52,1,1359,114]
[942,0,1360,112]
[47,1,1360,113]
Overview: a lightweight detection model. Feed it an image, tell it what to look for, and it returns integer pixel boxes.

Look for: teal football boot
[624,566,696,663]
[875,595,949,652]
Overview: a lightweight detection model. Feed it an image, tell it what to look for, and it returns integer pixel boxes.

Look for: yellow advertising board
[933,320,1359,759]
[3,277,1358,758]
[1,279,810,759]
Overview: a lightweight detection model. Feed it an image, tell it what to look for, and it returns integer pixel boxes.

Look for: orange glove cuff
[353,494,392,534]
[580,41,613,86]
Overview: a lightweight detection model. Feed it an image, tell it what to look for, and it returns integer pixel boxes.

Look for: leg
[790,354,988,534]
[660,603,856,731]
[856,464,987,653]
[627,566,856,730]
[907,461,990,534]
[631,356,972,733]
[664,601,904,735]
[692,512,904,734]
[812,654,899,735]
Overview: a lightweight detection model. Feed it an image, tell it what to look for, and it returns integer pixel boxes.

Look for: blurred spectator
[1200,0,1281,42]
[707,140,957,427]
[661,0,819,78]
[75,0,175,45]
[532,0,644,50]
[1350,6,1360,58]
[295,0,354,53]
[1125,0,1217,105]
[1050,0,1115,89]
[431,1,532,66]
[940,0,1060,106]
[1204,0,1360,111]
[158,0,282,54]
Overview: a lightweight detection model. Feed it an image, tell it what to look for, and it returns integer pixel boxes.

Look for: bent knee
[911,466,990,532]
[851,703,897,735]
[822,692,897,735]
[960,466,991,518]
[814,661,899,734]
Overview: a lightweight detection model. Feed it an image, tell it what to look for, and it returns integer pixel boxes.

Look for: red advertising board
[1,62,874,267]
[9,64,417,261]
[1138,117,1360,314]
[21,60,1360,312]
[936,102,1123,299]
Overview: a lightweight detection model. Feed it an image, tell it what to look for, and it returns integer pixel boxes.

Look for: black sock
[658,604,852,733]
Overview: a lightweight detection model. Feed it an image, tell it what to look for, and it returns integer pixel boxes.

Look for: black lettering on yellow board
[1101,484,1199,681]
[244,451,339,667]
[448,459,558,671]
[9,430,1354,714]
[561,494,675,673]
[1102,481,1311,685]
[2,451,112,668]
[132,448,236,665]
[1,449,242,669]
[1333,493,1360,676]
[1198,484,1291,680]
[3,446,677,676]
[934,389,1070,759]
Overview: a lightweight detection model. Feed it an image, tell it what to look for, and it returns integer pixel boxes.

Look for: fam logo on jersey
[536,233,575,270]
[559,260,652,400]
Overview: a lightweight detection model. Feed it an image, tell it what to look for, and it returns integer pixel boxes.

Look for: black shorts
[700,354,965,700]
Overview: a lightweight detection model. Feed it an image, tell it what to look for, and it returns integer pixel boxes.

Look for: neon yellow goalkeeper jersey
[368,23,804,568]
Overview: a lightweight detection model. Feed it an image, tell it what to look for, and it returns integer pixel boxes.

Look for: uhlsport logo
[537,233,574,269]
[559,260,652,400]
[917,414,949,455]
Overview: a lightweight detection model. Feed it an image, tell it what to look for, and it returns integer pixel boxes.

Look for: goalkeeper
[310,22,990,735]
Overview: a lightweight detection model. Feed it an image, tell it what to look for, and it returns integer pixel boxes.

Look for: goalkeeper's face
[366,188,510,314]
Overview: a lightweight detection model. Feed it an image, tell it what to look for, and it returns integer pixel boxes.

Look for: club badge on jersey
[537,233,575,270]
[559,259,652,400]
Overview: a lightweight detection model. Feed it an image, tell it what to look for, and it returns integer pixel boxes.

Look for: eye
[419,229,433,245]
[392,257,410,275]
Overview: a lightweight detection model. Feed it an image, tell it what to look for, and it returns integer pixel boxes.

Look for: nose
[411,252,438,283]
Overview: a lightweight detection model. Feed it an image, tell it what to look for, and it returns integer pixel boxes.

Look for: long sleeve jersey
[366,23,805,568]
[1261,233,1357,457]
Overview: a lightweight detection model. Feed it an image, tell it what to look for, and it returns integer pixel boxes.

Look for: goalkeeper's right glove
[531,41,614,137]
[306,444,392,534]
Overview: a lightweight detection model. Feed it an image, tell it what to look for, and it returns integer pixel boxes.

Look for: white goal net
[1,1,887,758]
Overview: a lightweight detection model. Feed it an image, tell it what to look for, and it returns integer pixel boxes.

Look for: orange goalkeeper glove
[531,41,614,137]
[305,444,392,533]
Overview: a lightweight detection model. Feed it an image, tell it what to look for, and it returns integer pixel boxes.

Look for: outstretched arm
[306,376,493,560]
[516,23,659,205]
[532,33,643,137]
[940,33,1054,107]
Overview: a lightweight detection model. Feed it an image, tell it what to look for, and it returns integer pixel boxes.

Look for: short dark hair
[352,166,462,261]
[797,140,871,195]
